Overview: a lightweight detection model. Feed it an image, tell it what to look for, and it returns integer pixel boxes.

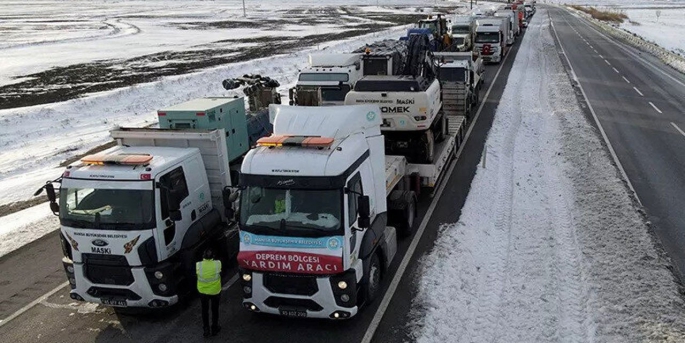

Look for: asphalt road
[545,7,685,281]
[0,29,527,343]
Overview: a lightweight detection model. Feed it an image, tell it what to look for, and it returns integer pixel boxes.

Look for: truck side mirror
[357,196,370,229]
[45,183,57,202]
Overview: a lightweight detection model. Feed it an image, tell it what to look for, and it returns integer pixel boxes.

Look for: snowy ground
[621,8,685,57]
[409,8,685,342]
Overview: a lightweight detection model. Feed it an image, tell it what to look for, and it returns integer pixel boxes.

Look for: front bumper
[241,270,359,320]
[64,259,178,308]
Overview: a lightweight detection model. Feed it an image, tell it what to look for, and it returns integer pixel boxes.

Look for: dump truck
[235,104,466,320]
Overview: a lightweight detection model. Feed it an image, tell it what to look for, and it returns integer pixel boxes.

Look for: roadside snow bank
[409,8,685,342]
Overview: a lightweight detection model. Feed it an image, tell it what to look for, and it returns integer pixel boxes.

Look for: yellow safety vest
[196,259,222,295]
[275,199,285,213]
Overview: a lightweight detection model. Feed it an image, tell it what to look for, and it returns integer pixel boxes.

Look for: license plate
[101,298,127,307]
[279,307,307,318]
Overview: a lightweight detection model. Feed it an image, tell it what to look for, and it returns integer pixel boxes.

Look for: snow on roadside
[0,205,57,258]
[409,8,685,343]
[620,8,685,57]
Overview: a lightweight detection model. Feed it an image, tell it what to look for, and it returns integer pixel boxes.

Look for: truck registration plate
[101,298,127,307]
[279,307,307,318]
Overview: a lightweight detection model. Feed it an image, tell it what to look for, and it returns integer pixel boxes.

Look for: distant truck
[494,11,517,45]
[435,52,483,119]
[289,53,363,106]
[235,104,466,320]
[474,17,509,64]
[450,15,476,52]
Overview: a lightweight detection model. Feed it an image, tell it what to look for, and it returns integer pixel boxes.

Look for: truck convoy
[34,4,521,319]
[450,15,476,52]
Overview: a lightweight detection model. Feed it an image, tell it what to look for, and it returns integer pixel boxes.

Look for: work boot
[211,325,221,336]
[203,327,210,337]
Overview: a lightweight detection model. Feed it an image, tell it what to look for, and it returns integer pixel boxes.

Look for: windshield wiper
[63,218,96,229]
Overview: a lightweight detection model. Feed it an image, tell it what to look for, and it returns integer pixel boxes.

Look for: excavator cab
[418,15,451,51]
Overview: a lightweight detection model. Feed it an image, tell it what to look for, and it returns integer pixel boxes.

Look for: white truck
[450,15,476,52]
[35,127,241,309]
[474,17,509,64]
[289,53,363,106]
[434,52,484,119]
[494,10,517,46]
[235,104,466,320]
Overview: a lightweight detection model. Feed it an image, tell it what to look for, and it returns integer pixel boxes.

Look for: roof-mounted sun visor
[81,153,153,165]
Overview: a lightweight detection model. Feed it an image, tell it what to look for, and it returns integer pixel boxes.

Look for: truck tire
[389,190,417,238]
[363,253,382,304]
[435,112,447,143]
[421,130,435,164]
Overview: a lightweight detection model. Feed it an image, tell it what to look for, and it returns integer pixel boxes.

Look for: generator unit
[157,97,249,163]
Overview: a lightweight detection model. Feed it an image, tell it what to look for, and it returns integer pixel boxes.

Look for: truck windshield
[453,37,465,45]
[298,73,349,82]
[475,32,500,43]
[452,25,470,34]
[59,187,155,230]
[439,67,467,82]
[321,85,351,101]
[240,187,342,236]
[419,21,437,32]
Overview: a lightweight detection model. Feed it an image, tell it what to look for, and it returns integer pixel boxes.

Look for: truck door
[157,166,191,259]
[346,172,363,263]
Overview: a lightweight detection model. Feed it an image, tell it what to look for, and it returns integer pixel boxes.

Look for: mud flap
[381,226,398,270]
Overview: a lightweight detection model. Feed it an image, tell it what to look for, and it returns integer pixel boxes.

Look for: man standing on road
[197,248,222,337]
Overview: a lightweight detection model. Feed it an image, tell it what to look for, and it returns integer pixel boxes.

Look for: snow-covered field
[409,8,685,342]
[621,8,685,57]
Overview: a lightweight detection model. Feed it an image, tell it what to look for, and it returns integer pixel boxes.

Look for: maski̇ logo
[277,179,295,186]
[396,99,415,105]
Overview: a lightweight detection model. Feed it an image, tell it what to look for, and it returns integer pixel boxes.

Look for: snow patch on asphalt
[409,8,685,342]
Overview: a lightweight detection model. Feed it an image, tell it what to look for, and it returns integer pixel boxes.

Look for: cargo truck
[289,53,363,106]
[33,93,278,309]
[494,10,517,46]
[474,17,509,64]
[235,104,466,320]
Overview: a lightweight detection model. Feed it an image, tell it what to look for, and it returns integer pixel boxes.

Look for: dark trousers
[200,293,220,329]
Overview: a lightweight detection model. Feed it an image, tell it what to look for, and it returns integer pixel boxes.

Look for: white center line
[623,76,631,84]
[599,54,603,58]
[633,87,644,96]
[612,67,620,73]
[604,59,611,65]
[671,122,685,137]
[649,102,663,114]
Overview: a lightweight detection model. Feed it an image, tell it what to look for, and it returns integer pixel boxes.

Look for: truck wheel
[364,253,382,304]
[435,113,447,143]
[421,130,435,164]
[398,192,417,238]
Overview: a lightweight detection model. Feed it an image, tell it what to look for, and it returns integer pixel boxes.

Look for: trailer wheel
[421,130,435,164]
[398,192,417,238]
[363,253,382,304]
[435,112,447,143]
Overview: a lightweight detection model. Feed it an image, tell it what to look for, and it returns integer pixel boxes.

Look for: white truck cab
[39,128,237,309]
[474,24,505,63]
[290,53,362,106]
[237,105,406,320]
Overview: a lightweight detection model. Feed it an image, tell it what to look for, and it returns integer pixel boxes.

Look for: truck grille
[83,254,134,286]
[263,273,318,296]
[264,297,323,312]
[87,287,141,300]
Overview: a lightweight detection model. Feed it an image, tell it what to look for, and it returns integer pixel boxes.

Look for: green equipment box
[158,97,249,163]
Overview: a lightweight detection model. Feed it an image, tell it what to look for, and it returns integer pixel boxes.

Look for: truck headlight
[67,265,74,274]
[158,283,167,292]
[337,281,348,290]
[340,294,350,302]
[242,274,252,282]
[154,271,164,280]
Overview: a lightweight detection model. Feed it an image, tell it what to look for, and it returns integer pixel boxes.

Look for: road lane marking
[0,281,68,329]
[599,54,603,58]
[623,76,631,84]
[361,30,515,343]
[604,59,611,65]
[613,67,620,73]
[671,122,685,137]
[222,273,239,291]
[649,102,663,114]
[551,8,642,206]
[633,87,644,96]
[570,8,685,89]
